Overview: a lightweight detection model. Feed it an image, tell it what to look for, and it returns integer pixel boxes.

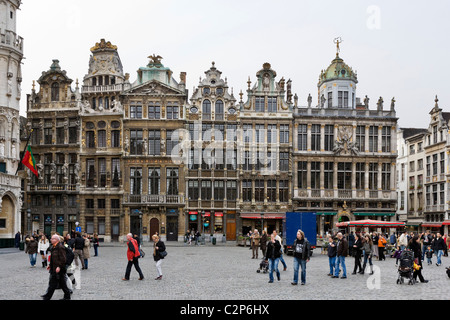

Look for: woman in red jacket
[123,233,144,281]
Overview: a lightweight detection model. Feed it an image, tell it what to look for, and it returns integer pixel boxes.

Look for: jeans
[268,258,280,282]
[328,256,336,275]
[436,250,443,265]
[293,257,307,284]
[29,253,37,266]
[334,256,346,277]
[279,248,287,269]
[93,244,98,256]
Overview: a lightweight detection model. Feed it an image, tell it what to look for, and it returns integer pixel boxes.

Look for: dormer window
[338,91,349,108]
[51,83,60,102]
[203,87,210,95]
[255,96,264,112]
[216,87,223,96]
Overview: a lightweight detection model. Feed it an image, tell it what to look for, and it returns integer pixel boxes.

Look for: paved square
[1,243,449,300]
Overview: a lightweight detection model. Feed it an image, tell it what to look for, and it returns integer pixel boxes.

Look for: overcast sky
[16,0,450,129]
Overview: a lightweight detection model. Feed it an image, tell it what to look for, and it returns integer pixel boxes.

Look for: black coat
[353,238,363,256]
[265,240,281,260]
[153,240,166,262]
[432,237,446,251]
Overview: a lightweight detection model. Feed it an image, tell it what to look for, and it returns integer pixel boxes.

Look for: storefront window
[214,212,223,233]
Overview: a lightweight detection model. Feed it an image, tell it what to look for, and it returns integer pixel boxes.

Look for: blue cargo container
[283,212,317,255]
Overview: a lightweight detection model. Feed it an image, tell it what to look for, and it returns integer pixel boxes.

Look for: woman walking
[265,233,281,283]
[360,234,374,275]
[25,236,38,267]
[378,234,387,261]
[409,235,429,283]
[38,235,50,268]
[352,233,363,274]
[260,230,268,257]
[82,234,91,269]
[371,232,379,260]
[152,234,166,280]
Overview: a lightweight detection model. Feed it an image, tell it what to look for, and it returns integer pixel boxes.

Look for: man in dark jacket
[333,232,348,279]
[265,234,281,283]
[73,232,85,269]
[291,230,311,285]
[432,233,446,266]
[41,235,71,300]
[123,233,144,281]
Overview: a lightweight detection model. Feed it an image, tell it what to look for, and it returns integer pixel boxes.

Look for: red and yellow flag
[22,145,38,177]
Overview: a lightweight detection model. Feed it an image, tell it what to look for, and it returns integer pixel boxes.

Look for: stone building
[293,47,398,235]
[25,59,81,236]
[121,55,188,242]
[78,39,130,242]
[185,62,239,240]
[238,62,294,235]
[0,0,23,243]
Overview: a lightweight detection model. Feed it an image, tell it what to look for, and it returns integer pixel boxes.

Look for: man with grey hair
[123,233,144,281]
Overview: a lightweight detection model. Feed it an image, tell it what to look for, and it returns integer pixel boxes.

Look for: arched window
[215,100,224,120]
[202,100,211,120]
[51,83,59,102]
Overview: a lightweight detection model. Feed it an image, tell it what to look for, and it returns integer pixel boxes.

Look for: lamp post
[27,208,31,236]
[260,212,264,233]
[139,213,143,243]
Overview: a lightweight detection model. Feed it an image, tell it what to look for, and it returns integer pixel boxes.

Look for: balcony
[123,194,185,206]
[28,184,79,192]
[0,30,24,53]
[81,83,128,94]
[0,173,21,189]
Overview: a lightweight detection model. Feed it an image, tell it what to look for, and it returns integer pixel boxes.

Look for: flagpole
[15,128,34,176]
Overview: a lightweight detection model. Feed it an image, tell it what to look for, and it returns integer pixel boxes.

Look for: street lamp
[27,208,31,235]
[260,212,264,233]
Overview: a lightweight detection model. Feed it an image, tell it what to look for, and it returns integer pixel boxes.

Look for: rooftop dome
[318,53,358,87]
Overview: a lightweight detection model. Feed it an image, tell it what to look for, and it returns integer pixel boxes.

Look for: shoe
[351,272,357,275]
[283,267,287,271]
[155,276,162,280]
[340,276,347,279]
[122,278,129,281]
[331,276,338,278]
[291,282,298,285]
[301,282,305,285]
[268,280,273,283]
[421,280,429,283]
[327,273,333,276]
[138,277,144,280]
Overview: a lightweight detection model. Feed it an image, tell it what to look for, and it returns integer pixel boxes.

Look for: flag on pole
[21,145,38,177]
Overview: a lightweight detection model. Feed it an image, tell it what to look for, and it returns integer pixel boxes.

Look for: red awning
[336,219,405,228]
[189,211,198,215]
[215,212,223,217]
[442,220,450,226]
[421,223,442,228]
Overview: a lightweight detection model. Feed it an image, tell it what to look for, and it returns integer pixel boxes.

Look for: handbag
[159,250,168,258]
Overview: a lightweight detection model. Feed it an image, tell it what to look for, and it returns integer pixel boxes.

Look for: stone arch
[0,193,16,238]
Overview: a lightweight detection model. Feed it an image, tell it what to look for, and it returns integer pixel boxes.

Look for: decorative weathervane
[334,37,343,56]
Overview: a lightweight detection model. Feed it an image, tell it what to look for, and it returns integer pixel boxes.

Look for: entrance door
[150,218,159,238]
[111,218,119,241]
[56,225,64,236]
[166,216,178,241]
[226,214,236,241]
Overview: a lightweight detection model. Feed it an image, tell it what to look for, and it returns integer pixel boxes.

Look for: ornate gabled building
[293,43,398,235]
[78,39,129,242]
[0,0,23,242]
[186,62,239,240]
[238,62,294,235]
[121,55,188,242]
[25,59,81,236]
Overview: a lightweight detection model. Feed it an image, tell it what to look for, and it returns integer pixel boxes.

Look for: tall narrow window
[111,158,120,187]
[202,100,211,120]
[356,125,365,152]
[327,92,333,108]
[255,97,265,112]
[368,163,378,190]
[215,100,224,120]
[310,162,321,189]
[381,163,391,191]
[381,126,391,152]
[267,97,277,112]
[242,180,252,202]
[130,167,142,195]
[297,161,307,189]
[130,129,143,155]
[324,125,334,151]
[51,83,59,102]
[98,158,106,187]
[255,180,264,202]
[337,162,352,190]
[148,168,160,195]
[297,124,307,151]
[368,126,378,152]
[279,180,288,202]
[280,124,289,144]
[166,168,179,195]
[356,163,365,190]
[148,130,161,155]
[267,180,276,202]
[148,102,160,119]
[324,162,334,189]
[311,124,321,151]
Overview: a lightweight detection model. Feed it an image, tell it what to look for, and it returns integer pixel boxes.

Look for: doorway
[166,216,178,241]
[150,218,159,238]
[111,217,119,241]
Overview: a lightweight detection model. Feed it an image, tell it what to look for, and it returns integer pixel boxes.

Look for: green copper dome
[318,53,358,87]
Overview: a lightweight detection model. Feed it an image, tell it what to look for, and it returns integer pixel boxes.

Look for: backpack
[65,246,74,266]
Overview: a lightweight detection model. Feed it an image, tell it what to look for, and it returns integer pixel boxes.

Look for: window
[86,131,95,148]
[433,125,438,144]
[243,151,251,171]
[130,130,143,155]
[310,162,320,189]
[280,124,289,144]
[368,163,378,190]
[433,154,438,176]
[311,124,321,151]
[188,180,199,200]
[86,159,95,187]
[255,124,265,144]
[242,180,252,202]
[268,97,277,113]
[356,163,365,190]
[382,163,391,190]
[440,152,445,174]
[324,162,334,189]
[324,125,334,151]
[226,181,237,200]
[368,126,378,152]
[267,124,277,144]
[201,180,212,200]
[148,102,160,119]
[243,124,253,144]
[440,183,445,205]
[267,180,276,202]
[148,168,160,195]
[226,124,237,142]
[255,96,265,112]
[338,91,349,108]
[337,162,352,190]
[148,130,161,155]
[279,180,288,202]
[214,181,225,200]
[166,168,179,195]
[56,126,64,144]
[130,167,142,195]
[297,124,307,151]
[98,130,106,148]
[167,104,179,119]
[111,130,120,148]
[215,100,224,120]
[51,83,59,102]
[130,104,142,119]
[255,180,264,202]
[98,158,106,187]
[202,123,212,141]
[356,126,365,152]
[166,130,179,156]
[327,91,333,108]
[279,152,289,171]
[297,161,307,189]
[226,149,237,170]
[202,100,211,120]
[44,126,53,145]
[426,156,431,177]
[111,158,120,187]
[381,126,391,152]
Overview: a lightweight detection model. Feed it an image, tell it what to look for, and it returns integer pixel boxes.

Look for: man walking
[41,235,71,300]
[333,232,348,279]
[251,229,261,259]
[273,230,287,271]
[73,232,85,270]
[433,233,446,266]
[291,230,311,285]
[123,233,144,281]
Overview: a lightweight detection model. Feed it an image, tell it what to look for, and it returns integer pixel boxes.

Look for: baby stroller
[256,258,269,274]
[396,249,415,285]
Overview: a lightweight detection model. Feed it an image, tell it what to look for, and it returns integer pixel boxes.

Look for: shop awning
[421,223,442,228]
[442,220,450,226]
[317,212,337,216]
[189,211,198,215]
[215,212,223,217]
[353,212,396,217]
[336,219,405,228]
[240,213,285,219]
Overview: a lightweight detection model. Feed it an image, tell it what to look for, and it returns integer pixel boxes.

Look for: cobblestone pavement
[1,243,449,300]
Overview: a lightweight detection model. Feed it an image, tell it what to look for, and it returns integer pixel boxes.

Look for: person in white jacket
[38,235,50,268]
[398,232,408,251]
